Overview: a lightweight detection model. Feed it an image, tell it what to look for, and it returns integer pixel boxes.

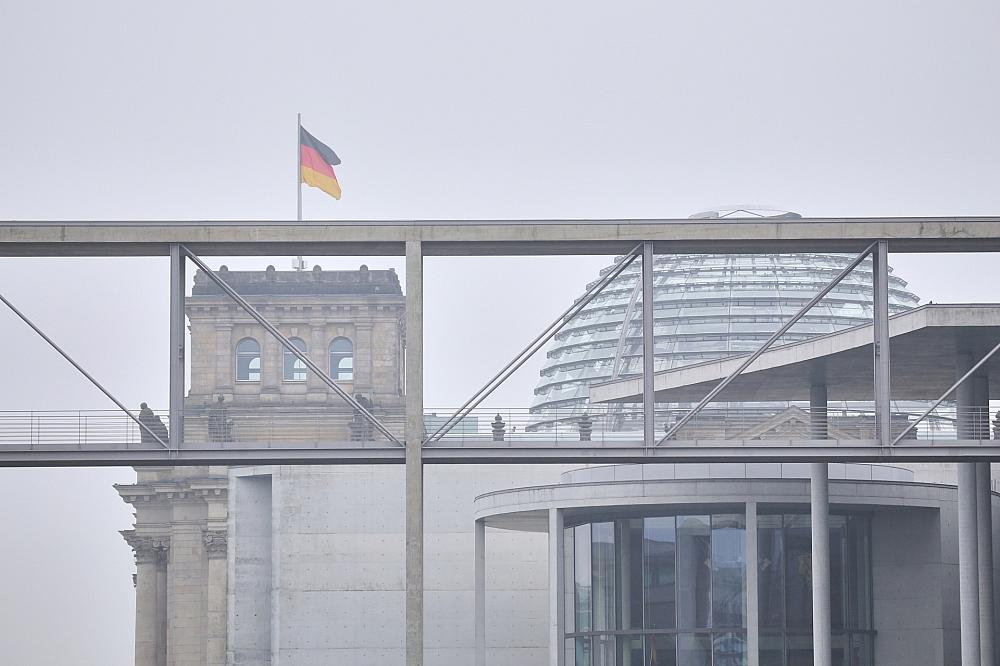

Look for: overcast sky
[2,0,999,663]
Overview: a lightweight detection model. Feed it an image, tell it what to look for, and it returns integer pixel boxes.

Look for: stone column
[355,322,374,390]
[306,322,328,401]
[168,525,207,666]
[204,531,228,666]
[155,540,169,666]
[123,532,160,666]
[214,324,234,400]
[261,317,281,401]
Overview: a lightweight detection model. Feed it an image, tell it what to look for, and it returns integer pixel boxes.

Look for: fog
[2,0,999,662]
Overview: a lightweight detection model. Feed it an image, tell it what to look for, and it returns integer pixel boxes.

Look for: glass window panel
[712,514,747,629]
[565,527,575,634]
[235,338,261,382]
[645,633,677,666]
[617,635,644,666]
[575,525,592,633]
[592,522,616,631]
[847,516,873,631]
[849,633,874,666]
[618,519,644,630]
[759,632,785,666]
[644,516,677,629]
[785,634,813,666]
[592,634,615,666]
[783,515,813,630]
[677,515,712,629]
[565,639,575,666]
[576,636,592,666]
[282,337,307,381]
[829,515,847,630]
[758,515,785,629]
[677,633,711,666]
[713,632,748,666]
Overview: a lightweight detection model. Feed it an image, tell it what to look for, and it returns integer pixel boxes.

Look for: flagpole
[296,112,303,222]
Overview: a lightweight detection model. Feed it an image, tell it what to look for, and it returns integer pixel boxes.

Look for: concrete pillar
[548,508,565,666]
[169,244,186,447]
[872,241,891,445]
[811,463,832,666]
[156,545,169,666]
[475,520,486,666]
[204,531,228,666]
[405,240,424,666]
[961,462,983,665]
[979,462,995,666]
[745,501,760,666]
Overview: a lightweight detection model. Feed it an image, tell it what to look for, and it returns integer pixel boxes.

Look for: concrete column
[811,463,832,666]
[475,519,486,666]
[960,462,983,665]
[155,545,169,666]
[746,501,759,666]
[979,463,995,666]
[872,241,891,445]
[204,531,228,666]
[405,240,424,666]
[548,508,565,666]
[642,242,655,445]
[169,244,186,447]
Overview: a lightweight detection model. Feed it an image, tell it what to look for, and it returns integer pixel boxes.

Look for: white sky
[1,0,999,663]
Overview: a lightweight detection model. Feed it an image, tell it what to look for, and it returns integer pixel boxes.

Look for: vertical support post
[811,463,831,666]
[961,462,983,665]
[548,508,565,666]
[405,240,424,666]
[475,519,486,666]
[745,501,760,666]
[872,241,891,445]
[169,244,185,448]
[978,462,995,666]
[642,242,655,445]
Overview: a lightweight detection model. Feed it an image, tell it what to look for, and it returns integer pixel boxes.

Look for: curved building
[530,210,920,426]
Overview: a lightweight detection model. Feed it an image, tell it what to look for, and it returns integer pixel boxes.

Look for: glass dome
[529,212,921,427]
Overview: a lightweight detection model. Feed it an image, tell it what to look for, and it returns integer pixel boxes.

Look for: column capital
[122,530,170,565]
[203,530,228,559]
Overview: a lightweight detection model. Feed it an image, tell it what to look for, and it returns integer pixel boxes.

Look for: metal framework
[4,217,1000,666]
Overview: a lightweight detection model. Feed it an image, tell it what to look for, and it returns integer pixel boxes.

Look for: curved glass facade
[530,251,920,425]
[565,510,872,666]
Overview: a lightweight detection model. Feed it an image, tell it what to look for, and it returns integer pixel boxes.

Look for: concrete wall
[228,463,561,666]
[229,474,273,666]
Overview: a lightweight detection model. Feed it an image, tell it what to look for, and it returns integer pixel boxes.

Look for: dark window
[235,338,260,382]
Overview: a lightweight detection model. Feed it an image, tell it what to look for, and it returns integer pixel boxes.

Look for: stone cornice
[116,478,229,506]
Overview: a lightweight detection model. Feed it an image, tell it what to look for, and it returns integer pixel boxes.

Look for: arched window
[235,338,261,382]
[330,337,354,381]
[283,337,308,381]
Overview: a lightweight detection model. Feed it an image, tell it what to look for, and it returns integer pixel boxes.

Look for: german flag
[300,127,342,200]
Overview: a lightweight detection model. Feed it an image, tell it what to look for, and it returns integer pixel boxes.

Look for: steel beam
[168,244,185,448]
[405,240,424,666]
[642,242,655,446]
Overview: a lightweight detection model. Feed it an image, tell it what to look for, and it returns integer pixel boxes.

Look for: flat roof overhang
[590,304,1000,403]
[2,216,1000,256]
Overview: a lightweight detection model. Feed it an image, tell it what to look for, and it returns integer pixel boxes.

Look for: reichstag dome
[529,208,921,428]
